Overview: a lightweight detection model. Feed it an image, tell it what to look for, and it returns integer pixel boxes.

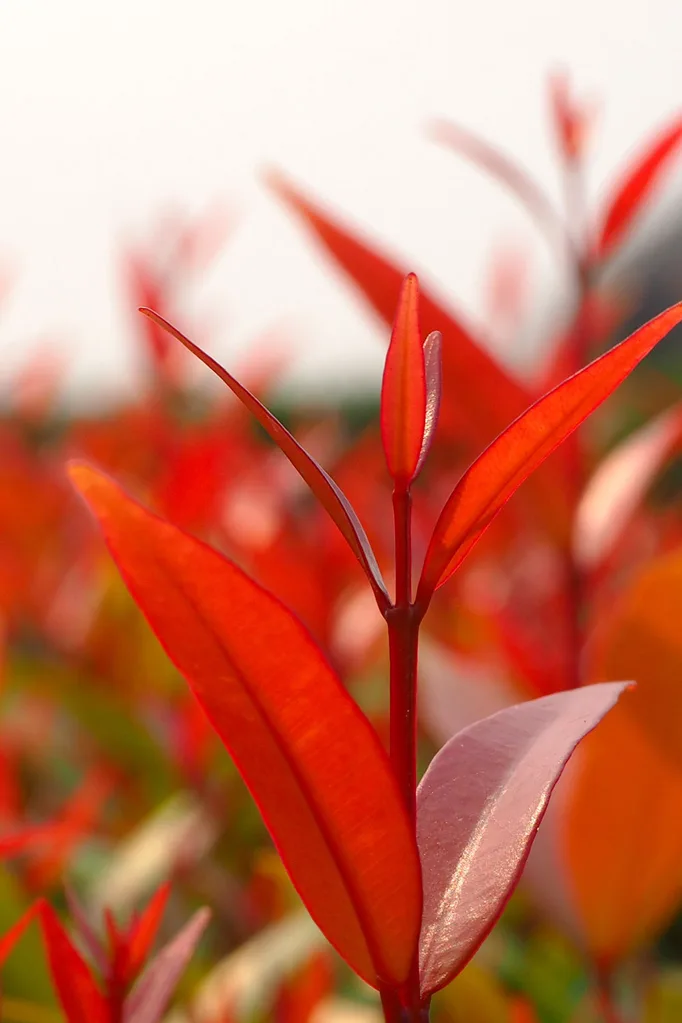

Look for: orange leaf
[596,115,682,258]
[562,700,682,966]
[591,544,682,766]
[69,463,422,990]
[381,273,426,483]
[417,303,682,602]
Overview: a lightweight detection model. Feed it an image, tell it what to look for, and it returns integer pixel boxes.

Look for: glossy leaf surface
[123,908,210,1023]
[415,331,443,476]
[39,902,110,1023]
[140,309,390,610]
[597,116,682,257]
[417,303,682,600]
[380,273,426,483]
[417,683,626,996]
[563,700,682,965]
[69,464,422,990]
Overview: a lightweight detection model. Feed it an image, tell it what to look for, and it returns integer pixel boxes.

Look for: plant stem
[384,484,426,1019]
[595,965,625,1023]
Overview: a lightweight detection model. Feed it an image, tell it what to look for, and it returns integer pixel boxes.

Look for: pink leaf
[417,682,627,996]
[415,331,442,477]
[123,908,210,1023]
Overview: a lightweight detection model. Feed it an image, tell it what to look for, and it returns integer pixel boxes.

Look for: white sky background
[0,0,680,406]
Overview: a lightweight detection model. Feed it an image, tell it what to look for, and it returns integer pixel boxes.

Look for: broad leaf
[380,273,426,484]
[417,303,682,601]
[69,464,422,990]
[123,908,210,1023]
[140,310,390,610]
[591,545,682,766]
[39,902,110,1023]
[563,700,682,966]
[417,683,626,996]
[596,116,682,257]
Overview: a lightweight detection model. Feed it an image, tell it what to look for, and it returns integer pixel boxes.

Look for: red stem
[385,484,425,1018]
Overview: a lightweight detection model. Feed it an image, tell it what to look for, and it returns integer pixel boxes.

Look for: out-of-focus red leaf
[548,72,594,163]
[417,303,682,601]
[417,683,626,996]
[596,115,682,258]
[415,331,442,477]
[0,903,40,968]
[429,120,570,259]
[69,464,422,991]
[122,908,210,1023]
[39,902,110,1023]
[265,171,534,451]
[139,310,390,611]
[125,882,171,981]
[64,886,108,975]
[380,273,426,484]
[574,403,682,570]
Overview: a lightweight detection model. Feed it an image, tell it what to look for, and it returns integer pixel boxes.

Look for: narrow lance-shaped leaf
[265,170,534,451]
[417,303,682,603]
[140,309,390,611]
[429,119,571,262]
[123,908,210,1023]
[596,115,682,258]
[381,273,426,484]
[38,902,110,1023]
[0,903,40,968]
[417,682,627,996]
[69,464,422,991]
[125,882,172,981]
[415,331,442,477]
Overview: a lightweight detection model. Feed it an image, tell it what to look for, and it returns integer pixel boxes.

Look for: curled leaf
[417,303,682,602]
[69,464,422,990]
[415,331,442,477]
[417,683,626,996]
[380,273,426,484]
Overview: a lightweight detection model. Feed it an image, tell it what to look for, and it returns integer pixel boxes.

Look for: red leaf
[429,119,570,260]
[139,309,390,611]
[265,170,534,452]
[123,908,210,1023]
[39,902,110,1023]
[548,72,594,164]
[417,303,682,601]
[415,331,442,477]
[381,273,427,483]
[69,464,422,990]
[417,682,626,996]
[596,115,682,258]
[125,883,172,982]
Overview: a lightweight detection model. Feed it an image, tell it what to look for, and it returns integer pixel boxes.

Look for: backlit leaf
[140,310,390,611]
[380,273,426,484]
[417,303,682,601]
[417,683,626,995]
[596,116,682,257]
[69,464,422,990]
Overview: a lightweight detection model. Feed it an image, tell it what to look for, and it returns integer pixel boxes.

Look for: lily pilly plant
[68,276,682,1020]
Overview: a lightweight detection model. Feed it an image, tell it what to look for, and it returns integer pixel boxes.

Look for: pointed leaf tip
[68,464,422,990]
[417,302,682,601]
[381,273,427,483]
[417,681,628,996]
